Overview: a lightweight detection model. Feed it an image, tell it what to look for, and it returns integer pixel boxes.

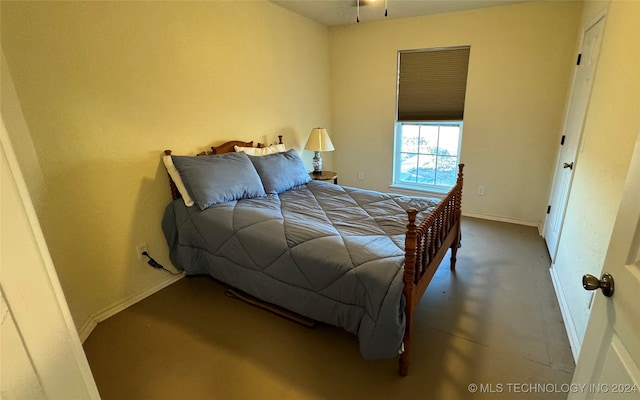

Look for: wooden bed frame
[163,137,464,376]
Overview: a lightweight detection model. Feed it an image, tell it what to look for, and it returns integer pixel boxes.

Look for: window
[393,46,469,192]
[394,121,462,189]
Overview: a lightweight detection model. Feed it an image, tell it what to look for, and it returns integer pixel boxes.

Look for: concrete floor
[83,217,575,400]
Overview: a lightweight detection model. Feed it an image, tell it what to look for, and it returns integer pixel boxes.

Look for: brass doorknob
[582,273,614,297]
[563,162,574,169]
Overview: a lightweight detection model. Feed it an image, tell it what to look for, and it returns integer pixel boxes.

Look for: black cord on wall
[142,251,181,275]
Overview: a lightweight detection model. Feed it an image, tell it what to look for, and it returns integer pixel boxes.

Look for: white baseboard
[78,274,184,342]
[462,211,542,229]
[549,265,581,362]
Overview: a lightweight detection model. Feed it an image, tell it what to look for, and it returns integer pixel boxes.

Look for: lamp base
[312,151,323,175]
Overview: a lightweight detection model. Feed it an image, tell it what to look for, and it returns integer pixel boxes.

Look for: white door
[1,120,101,398]
[544,16,604,261]
[568,133,640,399]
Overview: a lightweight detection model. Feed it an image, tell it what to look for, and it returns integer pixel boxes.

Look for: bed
[161,137,464,376]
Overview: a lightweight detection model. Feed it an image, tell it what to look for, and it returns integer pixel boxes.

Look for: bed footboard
[399,164,464,376]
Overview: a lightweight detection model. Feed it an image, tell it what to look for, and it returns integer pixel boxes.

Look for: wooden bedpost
[399,208,418,376]
[163,150,181,201]
[450,164,465,270]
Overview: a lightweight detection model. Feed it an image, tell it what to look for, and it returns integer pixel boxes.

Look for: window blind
[397,46,470,121]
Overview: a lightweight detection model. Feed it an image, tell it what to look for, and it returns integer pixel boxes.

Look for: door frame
[545,12,607,362]
[1,118,101,398]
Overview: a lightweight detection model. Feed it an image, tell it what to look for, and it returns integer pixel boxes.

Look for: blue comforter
[162,180,438,359]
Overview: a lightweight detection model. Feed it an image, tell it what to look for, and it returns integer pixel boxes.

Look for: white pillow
[234,143,286,156]
[162,155,195,207]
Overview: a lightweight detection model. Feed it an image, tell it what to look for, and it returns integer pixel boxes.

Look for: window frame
[391,120,463,194]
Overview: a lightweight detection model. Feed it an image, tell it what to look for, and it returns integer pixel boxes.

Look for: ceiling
[270,0,540,26]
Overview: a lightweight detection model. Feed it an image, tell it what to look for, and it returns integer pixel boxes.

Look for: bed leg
[450,247,458,271]
[399,354,409,377]
[450,227,461,270]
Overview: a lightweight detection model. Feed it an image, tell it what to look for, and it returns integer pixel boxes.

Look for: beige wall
[551,0,640,356]
[329,1,583,226]
[1,0,331,336]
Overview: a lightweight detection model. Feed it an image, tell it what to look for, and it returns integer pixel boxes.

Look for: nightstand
[309,170,338,184]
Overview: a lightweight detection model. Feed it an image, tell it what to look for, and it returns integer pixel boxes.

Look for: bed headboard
[163,135,284,201]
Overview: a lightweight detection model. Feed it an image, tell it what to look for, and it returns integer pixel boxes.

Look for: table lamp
[304,128,335,174]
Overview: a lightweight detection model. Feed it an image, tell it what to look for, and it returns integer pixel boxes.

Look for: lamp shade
[304,128,335,152]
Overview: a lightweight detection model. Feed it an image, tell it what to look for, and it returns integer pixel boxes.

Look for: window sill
[388,183,449,199]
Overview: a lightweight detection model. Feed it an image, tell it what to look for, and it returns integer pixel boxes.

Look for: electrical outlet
[477,186,485,196]
[358,172,365,180]
[136,243,148,260]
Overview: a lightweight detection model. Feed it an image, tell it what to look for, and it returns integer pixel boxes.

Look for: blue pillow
[172,152,266,210]
[249,149,312,194]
